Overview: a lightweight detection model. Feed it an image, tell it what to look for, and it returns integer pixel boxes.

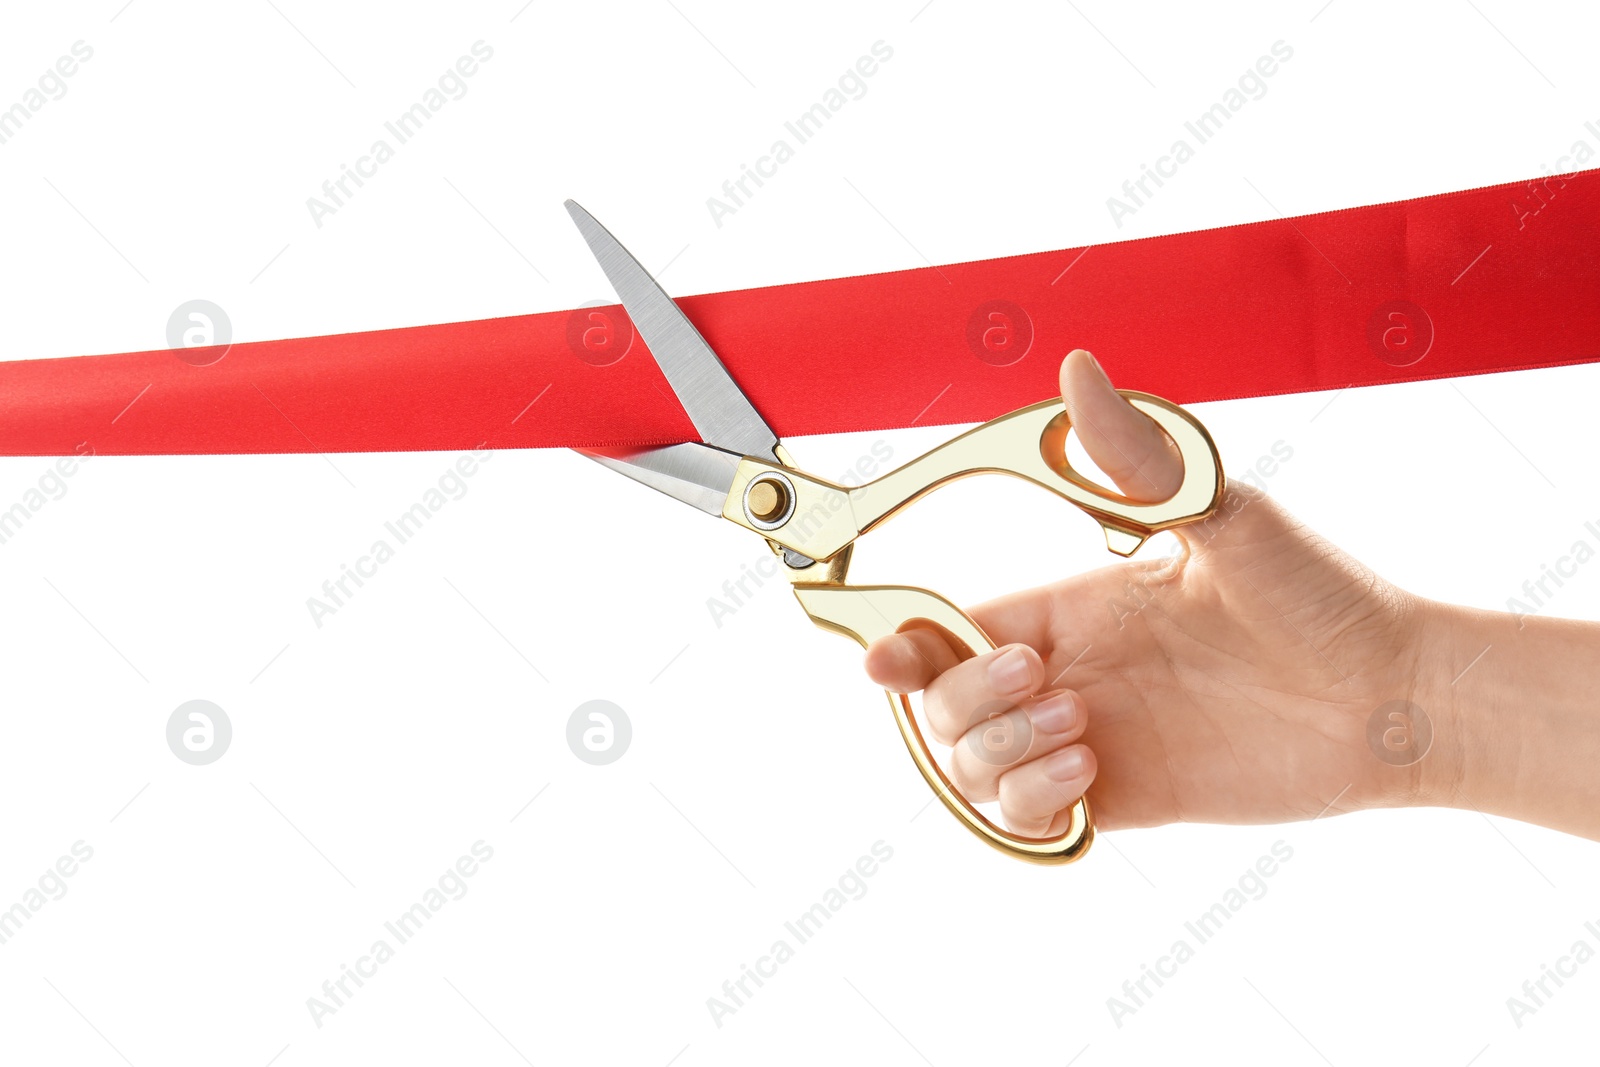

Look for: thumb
[1061,350,1298,559]
[1059,349,1184,502]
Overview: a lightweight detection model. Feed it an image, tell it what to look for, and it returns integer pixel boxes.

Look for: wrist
[1409,597,1600,839]
[1406,598,1505,811]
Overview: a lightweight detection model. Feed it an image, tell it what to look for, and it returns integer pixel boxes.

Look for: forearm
[1418,600,1600,840]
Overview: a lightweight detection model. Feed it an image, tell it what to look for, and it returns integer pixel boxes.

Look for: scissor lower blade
[580,441,743,517]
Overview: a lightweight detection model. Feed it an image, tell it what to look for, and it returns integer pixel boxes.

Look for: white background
[2,1,1599,1064]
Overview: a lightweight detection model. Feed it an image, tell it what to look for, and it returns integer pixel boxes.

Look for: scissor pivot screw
[743,472,797,531]
[748,481,784,520]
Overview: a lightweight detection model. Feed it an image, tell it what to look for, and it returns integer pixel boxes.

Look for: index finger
[862,586,1055,694]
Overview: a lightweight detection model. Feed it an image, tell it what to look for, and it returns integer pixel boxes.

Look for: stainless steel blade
[564,200,780,461]
[580,442,744,517]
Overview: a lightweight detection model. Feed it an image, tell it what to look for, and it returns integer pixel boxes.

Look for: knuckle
[996,765,1067,835]
[921,687,962,746]
[949,743,999,802]
[924,662,984,744]
[995,772,1032,819]
[1222,477,1267,507]
[946,748,979,798]
[1002,805,1051,838]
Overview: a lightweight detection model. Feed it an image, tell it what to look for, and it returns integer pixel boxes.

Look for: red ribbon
[2,169,1595,457]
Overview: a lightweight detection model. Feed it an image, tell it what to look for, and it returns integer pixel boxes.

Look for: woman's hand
[863,350,1441,836]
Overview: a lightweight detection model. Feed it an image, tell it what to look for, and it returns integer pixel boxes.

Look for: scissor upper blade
[564,200,780,462]
[581,442,743,517]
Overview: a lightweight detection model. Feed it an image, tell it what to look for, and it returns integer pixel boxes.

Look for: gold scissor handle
[730,388,1223,864]
[791,583,1093,865]
[724,391,1224,561]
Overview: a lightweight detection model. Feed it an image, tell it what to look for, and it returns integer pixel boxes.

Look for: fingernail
[1088,350,1113,388]
[1045,747,1086,782]
[1030,692,1078,734]
[988,648,1032,695]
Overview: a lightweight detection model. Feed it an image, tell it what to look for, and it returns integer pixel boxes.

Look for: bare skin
[864,349,1600,842]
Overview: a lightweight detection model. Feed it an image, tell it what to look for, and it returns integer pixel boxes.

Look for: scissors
[566,201,1225,864]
